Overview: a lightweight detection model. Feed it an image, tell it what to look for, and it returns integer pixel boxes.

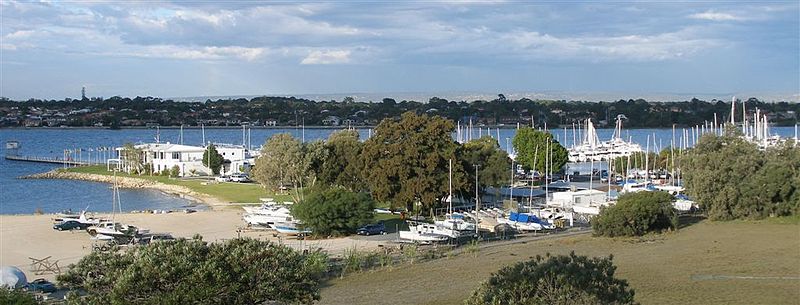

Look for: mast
[730,96,736,125]
[180,124,184,145]
[530,145,539,206]
[742,99,747,136]
[201,123,206,146]
[475,164,479,236]
[449,159,453,215]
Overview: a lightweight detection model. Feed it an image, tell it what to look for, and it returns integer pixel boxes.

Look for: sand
[0,210,392,282]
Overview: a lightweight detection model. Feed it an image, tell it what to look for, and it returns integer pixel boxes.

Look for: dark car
[356,222,386,236]
[53,220,90,231]
[27,278,57,293]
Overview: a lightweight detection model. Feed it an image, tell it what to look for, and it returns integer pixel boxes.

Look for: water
[1,126,796,214]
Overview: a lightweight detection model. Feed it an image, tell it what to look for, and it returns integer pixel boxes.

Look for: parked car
[53,220,90,231]
[27,278,57,293]
[230,173,250,183]
[356,222,386,236]
[215,175,231,182]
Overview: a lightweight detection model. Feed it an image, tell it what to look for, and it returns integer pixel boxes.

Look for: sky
[1,1,798,102]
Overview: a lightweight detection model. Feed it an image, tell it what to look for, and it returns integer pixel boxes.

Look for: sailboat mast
[449,159,453,215]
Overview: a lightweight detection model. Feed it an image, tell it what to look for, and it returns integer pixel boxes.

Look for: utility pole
[475,164,479,237]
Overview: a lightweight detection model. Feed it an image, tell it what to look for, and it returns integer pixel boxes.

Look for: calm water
[1,126,796,214]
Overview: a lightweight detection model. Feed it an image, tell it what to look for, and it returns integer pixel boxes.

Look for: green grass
[63,165,293,203]
[319,220,800,305]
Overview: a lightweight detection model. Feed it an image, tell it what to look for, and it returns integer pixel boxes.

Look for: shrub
[169,165,180,178]
[292,188,375,236]
[592,191,675,237]
[0,289,39,305]
[466,252,636,305]
[58,237,324,304]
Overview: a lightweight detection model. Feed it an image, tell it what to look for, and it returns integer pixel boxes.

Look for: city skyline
[1,1,798,101]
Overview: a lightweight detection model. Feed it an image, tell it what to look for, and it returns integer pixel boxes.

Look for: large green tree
[292,188,375,236]
[362,111,467,212]
[682,129,799,220]
[460,136,512,198]
[512,127,568,173]
[202,144,224,175]
[120,142,144,174]
[58,238,326,305]
[319,130,366,191]
[466,252,636,305]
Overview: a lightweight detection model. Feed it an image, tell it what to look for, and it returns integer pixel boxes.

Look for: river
[1,126,796,214]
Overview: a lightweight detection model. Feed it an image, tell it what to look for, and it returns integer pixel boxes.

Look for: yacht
[496,212,555,231]
[398,222,454,242]
[568,116,642,162]
[269,222,311,235]
[243,205,294,226]
[434,212,476,231]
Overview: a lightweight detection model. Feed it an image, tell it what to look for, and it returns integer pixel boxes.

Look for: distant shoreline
[5,124,798,130]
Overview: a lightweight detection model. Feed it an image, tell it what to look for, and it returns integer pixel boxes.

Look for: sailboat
[86,172,148,241]
[434,160,477,231]
[568,116,642,162]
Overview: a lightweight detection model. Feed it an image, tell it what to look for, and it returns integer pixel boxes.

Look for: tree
[202,144,224,175]
[319,130,366,191]
[512,127,568,173]
[120,142,144,174]
[58,237,325,305]
[252,133,306,201]
[460,136,511,198]
[466,252,636,305]
[362,112,467,212]
[682,130,799,220]
[292,188,375,236]
[592,191,675,237]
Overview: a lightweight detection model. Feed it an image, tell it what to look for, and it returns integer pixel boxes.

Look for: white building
[110,142,257,177]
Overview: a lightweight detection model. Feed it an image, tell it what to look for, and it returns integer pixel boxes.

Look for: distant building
[322,116,341,126]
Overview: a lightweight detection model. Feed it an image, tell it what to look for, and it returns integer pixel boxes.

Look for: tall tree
[292,188,375,236]
[362,112,467,213]
[460,136,512,198]
[252,134,306,201]
[202,144,224,175]
[318,130,366,191]
[512,127,568,173]
[682,129,799,220]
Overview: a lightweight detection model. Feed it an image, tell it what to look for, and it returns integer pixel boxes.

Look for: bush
[292,188,375,236]
[466,252,636,305]
[169,165,180,178]
[592,191,675,237]
[57,237,324,305]
[0,289,39,305]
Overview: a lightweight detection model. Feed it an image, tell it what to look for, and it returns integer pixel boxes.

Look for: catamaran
[568,116,642,162]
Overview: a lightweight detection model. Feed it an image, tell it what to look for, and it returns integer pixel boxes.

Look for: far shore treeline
[1,95,798,128]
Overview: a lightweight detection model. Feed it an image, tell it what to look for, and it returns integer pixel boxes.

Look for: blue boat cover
[509,212,519,221]
[517,214,529,222]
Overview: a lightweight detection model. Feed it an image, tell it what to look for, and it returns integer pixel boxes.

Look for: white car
[215,176,231,182]
[230,174,250,183]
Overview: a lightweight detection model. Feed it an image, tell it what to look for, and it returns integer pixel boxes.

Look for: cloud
[301,50,351,64]
[689,10,746,21]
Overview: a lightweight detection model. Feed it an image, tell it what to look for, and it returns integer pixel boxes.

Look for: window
[172,152,180,160]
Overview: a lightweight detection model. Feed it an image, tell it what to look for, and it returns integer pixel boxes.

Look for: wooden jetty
[5,154,96,166]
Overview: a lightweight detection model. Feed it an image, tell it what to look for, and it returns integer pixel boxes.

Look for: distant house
[322,116,341,126]
[264,119,278,126]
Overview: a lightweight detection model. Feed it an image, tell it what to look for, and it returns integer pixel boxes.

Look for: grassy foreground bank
[63,165,292,204]
[320,219,800,305]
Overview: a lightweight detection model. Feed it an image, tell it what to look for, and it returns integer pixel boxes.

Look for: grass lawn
[319,219,800,305]
[64,165,294,203]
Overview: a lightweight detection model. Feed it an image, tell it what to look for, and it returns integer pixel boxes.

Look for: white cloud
[689,10,746,21]
[301,50,351,64]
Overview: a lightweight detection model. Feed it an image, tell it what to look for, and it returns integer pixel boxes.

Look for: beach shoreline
[20,170,227,209]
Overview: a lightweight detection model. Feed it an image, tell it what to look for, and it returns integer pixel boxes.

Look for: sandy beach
[0,210,395,282]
